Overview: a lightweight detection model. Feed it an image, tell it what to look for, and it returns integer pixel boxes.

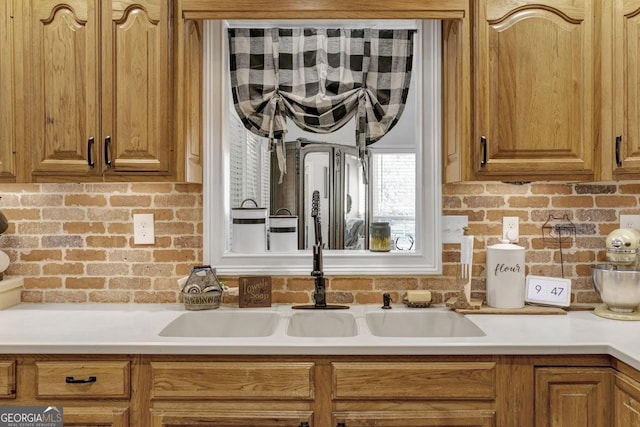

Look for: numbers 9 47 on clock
[525,275,571,307]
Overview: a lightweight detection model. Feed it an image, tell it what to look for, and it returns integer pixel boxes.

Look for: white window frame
[202,20,442,275]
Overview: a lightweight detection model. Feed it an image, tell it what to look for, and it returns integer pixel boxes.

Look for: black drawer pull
[615,135,623,167]
[480,135,487,168]
[104,135,112,168]
[87,137,95,168]
[65,375,96,384]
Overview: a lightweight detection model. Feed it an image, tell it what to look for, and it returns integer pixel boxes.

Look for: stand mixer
[591,228,640,319]
[605,228,640,266]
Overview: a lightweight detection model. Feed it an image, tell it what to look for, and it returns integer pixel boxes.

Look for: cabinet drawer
[0,361,15,398]
[36,361,130,399]
[332,362,496,400]
[150,362,315,400]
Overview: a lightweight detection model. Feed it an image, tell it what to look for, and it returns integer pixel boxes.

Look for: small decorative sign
[525,275,572,307]
[239,276,272,308]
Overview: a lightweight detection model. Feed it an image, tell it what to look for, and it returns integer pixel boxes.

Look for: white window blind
[371,152,416,248]
[228,110,271,210]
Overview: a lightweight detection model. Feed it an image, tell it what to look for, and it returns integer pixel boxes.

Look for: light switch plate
[620,214,640,230]
[133,213,155,245]
[442,215,468,244]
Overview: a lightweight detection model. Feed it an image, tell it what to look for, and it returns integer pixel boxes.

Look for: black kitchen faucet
[293,191,348,310]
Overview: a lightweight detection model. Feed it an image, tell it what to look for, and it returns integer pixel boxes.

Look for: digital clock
[525,275,571,307]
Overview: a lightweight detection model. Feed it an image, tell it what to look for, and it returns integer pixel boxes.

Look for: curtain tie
[268,93,287,183]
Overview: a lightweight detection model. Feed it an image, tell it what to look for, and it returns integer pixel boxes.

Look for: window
[203,20,442,275]
[371,152,416,251]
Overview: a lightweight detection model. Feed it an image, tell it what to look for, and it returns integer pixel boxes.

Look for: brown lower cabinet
[614,361,640,427]
[535,367,613,427]
[0,355,131,427]
[1,354,640,427]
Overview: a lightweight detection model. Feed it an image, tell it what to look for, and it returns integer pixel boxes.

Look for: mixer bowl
[592,264,640,313]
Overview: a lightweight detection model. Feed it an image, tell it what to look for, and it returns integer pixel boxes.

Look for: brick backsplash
[0,183,203,303]
[0,181,633,305]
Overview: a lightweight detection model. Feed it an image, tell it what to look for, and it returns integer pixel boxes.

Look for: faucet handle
[382,293,392,309]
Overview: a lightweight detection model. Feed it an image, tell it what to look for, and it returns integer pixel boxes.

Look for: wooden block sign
[239,276,272,308]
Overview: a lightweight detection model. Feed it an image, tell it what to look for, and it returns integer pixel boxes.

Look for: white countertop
[1,303,638,370]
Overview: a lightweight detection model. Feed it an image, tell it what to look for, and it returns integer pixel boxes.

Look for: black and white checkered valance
[228,27,415,178]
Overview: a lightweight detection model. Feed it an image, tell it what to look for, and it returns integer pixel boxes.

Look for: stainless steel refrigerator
[270,138,370,250]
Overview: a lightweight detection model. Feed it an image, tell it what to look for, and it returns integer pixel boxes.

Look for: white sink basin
[159,310,280,337]
[365,310,485,337]
[287,311,357,337]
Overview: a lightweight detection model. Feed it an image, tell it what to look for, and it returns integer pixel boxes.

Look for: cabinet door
[535,367,612,427]
[612,1,640,177]
[101,0,172,176]
[615,373,640,427]
[0,361,16,399]
[0,0,17,182]
[475,0,597,180]
[63,407,129,427]
[27,0,101,179]
[333,411,495,426]
[151,410,312,427]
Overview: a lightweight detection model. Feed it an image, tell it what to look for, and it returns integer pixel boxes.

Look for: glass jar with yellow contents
[369,222,391,252]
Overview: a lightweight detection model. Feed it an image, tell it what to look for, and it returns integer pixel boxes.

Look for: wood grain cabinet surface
[150,410,314,427]
[22,0,174,182]
[535,367,613,427]
[147,359,316,427]
[60,407,130,427]
[11,0,640,183]
[331,411,496,427]
[331,361,496,400]
[0,360,16,399]
[472,0,599,181]
[8,356,132,427]
[3,354,640,427]
[331,361,497,427]
[0,1,18,182]
[610,0,640,179]
[35,360,130,399]
[615,372,640,427]
[149,361,315,400]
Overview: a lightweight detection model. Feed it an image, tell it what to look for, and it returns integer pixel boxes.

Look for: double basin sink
[158,307,485,338]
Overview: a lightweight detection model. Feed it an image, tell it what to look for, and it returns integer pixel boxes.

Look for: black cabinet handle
[615,135,623,167]
[87,137,95,168]
[480,136,487,168]
[65,376,96,384]
[104,136,112,168]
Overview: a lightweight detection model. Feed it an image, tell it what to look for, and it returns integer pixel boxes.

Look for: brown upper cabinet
[22,0,174,182]
[610,1,640,179]
[0,1,19,182]
[10,0,640,183]
[471,0,599,181]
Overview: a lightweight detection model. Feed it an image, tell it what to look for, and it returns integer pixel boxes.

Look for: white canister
[231,199,267,253]
[269,208,298,252]
[486,240,526,308]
